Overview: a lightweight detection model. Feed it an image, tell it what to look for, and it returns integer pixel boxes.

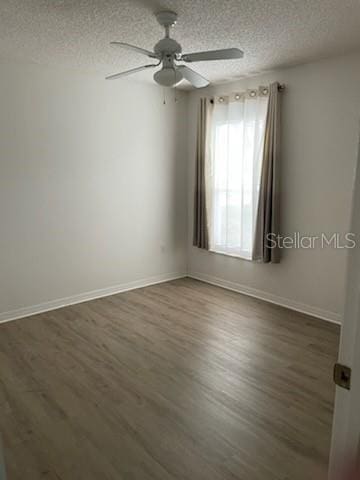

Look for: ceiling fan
[106,10,244,88]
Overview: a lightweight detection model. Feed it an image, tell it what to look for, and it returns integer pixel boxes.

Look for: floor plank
[0,278,339,479]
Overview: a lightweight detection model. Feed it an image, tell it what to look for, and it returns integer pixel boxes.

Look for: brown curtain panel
[253,82,281,263]
[193,98,213,250]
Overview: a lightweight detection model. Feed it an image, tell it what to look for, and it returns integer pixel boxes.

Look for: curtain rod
[209,83,285,103]
[211,83,286,94]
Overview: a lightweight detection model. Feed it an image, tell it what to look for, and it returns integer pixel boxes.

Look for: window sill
[209,248,253,262]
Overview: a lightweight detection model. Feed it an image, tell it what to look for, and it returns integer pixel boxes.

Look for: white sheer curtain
[209,90,269,259]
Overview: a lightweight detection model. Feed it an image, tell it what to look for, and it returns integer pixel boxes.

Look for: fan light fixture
[153,67,183,87]
[106,10,244,89]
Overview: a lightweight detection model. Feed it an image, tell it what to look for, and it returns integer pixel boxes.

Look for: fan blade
[181,48,243,63]
[106,64,157,80]
[177,66,209,88]
[110,42,158,59]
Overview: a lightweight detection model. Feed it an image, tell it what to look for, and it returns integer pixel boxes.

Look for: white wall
[187,53,360,323]
[2,53,359,324]
[0,62,188,318]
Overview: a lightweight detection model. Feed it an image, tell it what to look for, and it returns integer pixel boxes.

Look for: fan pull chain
[162,85,179,105]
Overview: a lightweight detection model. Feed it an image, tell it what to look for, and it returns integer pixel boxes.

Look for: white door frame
[328,133,360,479]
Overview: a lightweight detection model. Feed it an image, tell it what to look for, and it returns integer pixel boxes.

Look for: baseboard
[0,270,342,327]
[188,272,342,326]
[0,272,187,324]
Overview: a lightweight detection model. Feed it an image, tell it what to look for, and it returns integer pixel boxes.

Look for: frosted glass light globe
[154,67,183,87]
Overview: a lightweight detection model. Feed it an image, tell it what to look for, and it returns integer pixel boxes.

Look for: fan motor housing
[154,38,182,57]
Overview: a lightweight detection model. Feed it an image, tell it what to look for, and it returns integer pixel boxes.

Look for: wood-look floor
[0,278,339,480]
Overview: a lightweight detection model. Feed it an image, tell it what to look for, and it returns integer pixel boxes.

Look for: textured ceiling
[1,0,360,88]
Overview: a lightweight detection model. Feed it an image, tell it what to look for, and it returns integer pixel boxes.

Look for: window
[209,92,268,260]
